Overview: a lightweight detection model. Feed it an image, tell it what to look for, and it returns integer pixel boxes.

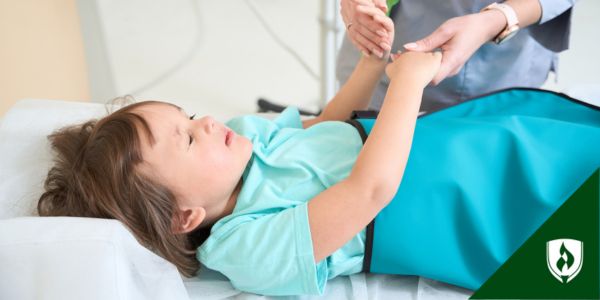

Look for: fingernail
[376,30,387,37]
[404,43,417,50]
[379,42,391,51]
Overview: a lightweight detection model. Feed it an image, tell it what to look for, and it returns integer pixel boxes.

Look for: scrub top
[336,0,575,113]
[197,107,366,296]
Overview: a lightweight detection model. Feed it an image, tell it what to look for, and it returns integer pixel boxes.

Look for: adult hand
[341,0,393,58]
[402,10,507,85]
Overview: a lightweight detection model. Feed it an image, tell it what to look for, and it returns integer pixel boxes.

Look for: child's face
[133,102,252,227]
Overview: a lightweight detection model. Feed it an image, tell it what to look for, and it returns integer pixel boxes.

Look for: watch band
[481,2,520,44]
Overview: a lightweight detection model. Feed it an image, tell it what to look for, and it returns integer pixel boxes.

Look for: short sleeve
[197,203,328,296]
[528,0,575,52]
[537,0,575,24]
[273,106,303,129]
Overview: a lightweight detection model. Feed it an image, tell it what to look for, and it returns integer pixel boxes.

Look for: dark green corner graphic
[471,169,599,299]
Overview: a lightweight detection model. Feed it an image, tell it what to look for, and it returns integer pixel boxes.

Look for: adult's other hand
[341,0,393,58]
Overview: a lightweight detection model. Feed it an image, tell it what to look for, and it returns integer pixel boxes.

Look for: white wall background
[88,0,323,116]
[84,0,600,117]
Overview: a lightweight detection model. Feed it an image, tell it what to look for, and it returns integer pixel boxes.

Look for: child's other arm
[301,55,388,129]
[307,51,442,263]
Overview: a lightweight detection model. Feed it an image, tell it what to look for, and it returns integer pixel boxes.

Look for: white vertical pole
[319,0,343,108]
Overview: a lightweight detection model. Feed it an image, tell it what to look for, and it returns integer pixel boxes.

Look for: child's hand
[385,51,442,86]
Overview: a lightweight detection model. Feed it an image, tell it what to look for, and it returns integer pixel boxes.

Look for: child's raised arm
[307,51,442,262]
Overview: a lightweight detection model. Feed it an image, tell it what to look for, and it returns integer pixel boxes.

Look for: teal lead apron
[345,88,600,290]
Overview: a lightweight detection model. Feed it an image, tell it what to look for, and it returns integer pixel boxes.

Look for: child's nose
[200,116,215,134]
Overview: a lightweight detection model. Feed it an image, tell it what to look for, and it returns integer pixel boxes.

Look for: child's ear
[173,207,206,234]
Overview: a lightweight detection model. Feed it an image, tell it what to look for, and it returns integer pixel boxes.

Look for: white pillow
[0,217,190,300]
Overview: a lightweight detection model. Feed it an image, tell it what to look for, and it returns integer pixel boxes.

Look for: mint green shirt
[197,107,366,296]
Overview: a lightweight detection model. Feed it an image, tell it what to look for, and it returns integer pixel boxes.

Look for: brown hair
[37,100,210,277]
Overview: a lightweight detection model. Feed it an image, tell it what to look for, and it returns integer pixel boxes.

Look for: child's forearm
[304,74,425,265]
[319,56,387,122]
[348,76,423,203]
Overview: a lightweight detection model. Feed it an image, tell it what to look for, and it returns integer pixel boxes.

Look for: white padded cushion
[0,217,190,300]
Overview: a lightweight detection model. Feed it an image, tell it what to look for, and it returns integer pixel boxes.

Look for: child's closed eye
[189,114,196,146]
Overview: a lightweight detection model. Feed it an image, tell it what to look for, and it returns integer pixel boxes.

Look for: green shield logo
[546,239,584,284]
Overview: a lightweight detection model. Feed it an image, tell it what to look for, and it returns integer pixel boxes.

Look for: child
[38,14,442,292]
[37,8,600,297]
